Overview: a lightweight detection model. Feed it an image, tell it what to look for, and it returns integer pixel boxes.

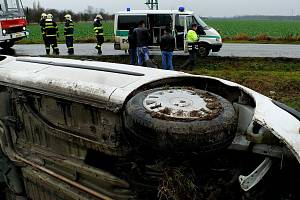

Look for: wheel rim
[198,47,207,57]
[143,88,220,120]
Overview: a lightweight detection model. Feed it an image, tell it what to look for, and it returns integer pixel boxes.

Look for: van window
[175,15,185,32]
[117,15,147,30]
[148,14,172,28]
[186,15,199,29]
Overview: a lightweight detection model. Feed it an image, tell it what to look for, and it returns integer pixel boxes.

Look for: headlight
[23,27,26,31]
[216,38,222,42]
[2,29,6,35]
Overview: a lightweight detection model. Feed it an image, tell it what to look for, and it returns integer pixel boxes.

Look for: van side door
[174,14,187,50]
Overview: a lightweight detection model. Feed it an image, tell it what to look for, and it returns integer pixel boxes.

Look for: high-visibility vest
[64,20,74,37]
[44,19,58,37]
[186,30,198,43]
[93,20,104,36]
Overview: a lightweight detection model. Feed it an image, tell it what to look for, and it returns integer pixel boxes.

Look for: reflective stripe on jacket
[64,20,74,36]
[93,20,104,36]
[44,19,58,37]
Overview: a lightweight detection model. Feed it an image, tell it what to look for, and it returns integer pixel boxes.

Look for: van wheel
[0,41,15,49]
[124,87,237,154]
[198,44,210,57]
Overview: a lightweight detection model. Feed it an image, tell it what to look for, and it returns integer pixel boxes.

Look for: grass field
[22,21,114,44]
[56,55,300,111]
[206,19,300,42]
[20,19,300,44]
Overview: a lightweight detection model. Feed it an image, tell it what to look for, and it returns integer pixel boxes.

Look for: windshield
[196,16,209,29]
[185,15,209,30]
[0,0,24,18]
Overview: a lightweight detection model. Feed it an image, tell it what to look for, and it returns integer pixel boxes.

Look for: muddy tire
[198,44,210,57]
[124,87,237,154]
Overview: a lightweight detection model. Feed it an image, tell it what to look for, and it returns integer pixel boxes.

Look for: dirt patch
[148,88,223,122]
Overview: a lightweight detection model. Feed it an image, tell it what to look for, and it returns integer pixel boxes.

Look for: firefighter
[44,14,60,55]
[64,14,74,55]
[93,14,104,55]
[39,13,47,45]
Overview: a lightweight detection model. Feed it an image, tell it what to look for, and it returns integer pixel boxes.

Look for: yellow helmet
[46,13,53,19]
[96,14,103,20]
[64,14,72,20]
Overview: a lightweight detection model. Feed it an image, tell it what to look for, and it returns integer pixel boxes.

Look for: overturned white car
[0,56,299,199]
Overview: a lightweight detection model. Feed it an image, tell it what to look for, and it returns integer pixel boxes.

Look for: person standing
[93,14,104,55]
[64,14,74,55]
[133,20,150,66]
[39,13,47,47]
[182,24,199,70]
[128,27,136,65]
[44,14,60,55]
[160,27,175,70]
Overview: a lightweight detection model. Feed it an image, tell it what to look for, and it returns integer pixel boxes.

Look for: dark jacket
[128,33,136,50]
[93,19,103,36]
[64,20,74,36]
[160,33,175,52]
[44,19,58,37]
[133,27,150,48]
[39,18,46,35]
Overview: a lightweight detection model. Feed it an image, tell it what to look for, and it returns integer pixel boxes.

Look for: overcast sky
[22,0,300,17]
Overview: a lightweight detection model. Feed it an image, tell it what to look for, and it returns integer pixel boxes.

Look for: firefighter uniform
[43,14,60,55]
[93,15,104,55]
[39,13,47,43]
[64,14,74,55]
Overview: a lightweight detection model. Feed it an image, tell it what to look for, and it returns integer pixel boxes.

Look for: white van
[114,8,223,56]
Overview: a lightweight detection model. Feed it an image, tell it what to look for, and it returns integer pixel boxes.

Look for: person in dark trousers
[133,20,151,66]
[182,24,199,70]
[44,14,59,55]
[94,14,104,55]
[128,27,136,65]
[64,14,74,55]
[39,13,47,48]
[160,27,175,70]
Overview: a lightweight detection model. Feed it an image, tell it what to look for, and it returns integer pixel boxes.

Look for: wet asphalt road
[1,43,300,58]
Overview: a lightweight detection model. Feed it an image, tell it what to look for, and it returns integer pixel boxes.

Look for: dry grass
[158,166,198,200]
[232,33,251,41]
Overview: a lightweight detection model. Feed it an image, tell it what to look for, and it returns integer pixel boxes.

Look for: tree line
[25,2,114,23]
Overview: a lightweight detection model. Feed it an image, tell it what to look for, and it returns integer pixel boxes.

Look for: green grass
[22,21,114,44]
[205,19,300,42]
[205,19,300,38]
[19,19,300,44]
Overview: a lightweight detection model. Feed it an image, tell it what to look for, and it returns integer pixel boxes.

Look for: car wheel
[0,41,15,49]
[198,44,210,57]
[124,87,237,154]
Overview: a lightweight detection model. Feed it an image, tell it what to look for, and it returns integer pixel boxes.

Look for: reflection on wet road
[1,43,300,58]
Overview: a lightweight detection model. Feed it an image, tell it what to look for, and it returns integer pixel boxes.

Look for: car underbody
[0,56,299,199]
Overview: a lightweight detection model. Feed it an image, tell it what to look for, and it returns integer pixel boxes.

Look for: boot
[68,49,74,55]
[54,49,60,55]
[98,48,102,55]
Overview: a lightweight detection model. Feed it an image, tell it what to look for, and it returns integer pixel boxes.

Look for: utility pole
[145,0,159,10]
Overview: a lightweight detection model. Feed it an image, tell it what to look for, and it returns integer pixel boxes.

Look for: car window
[117,15,147,30]
[175,15,185,32]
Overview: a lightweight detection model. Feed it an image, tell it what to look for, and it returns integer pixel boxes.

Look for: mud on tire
[123,87,238,154]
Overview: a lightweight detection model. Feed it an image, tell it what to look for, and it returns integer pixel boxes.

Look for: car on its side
[0,56,299,199]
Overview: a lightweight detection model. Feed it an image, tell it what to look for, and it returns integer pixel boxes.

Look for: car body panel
[0,56,299,163]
